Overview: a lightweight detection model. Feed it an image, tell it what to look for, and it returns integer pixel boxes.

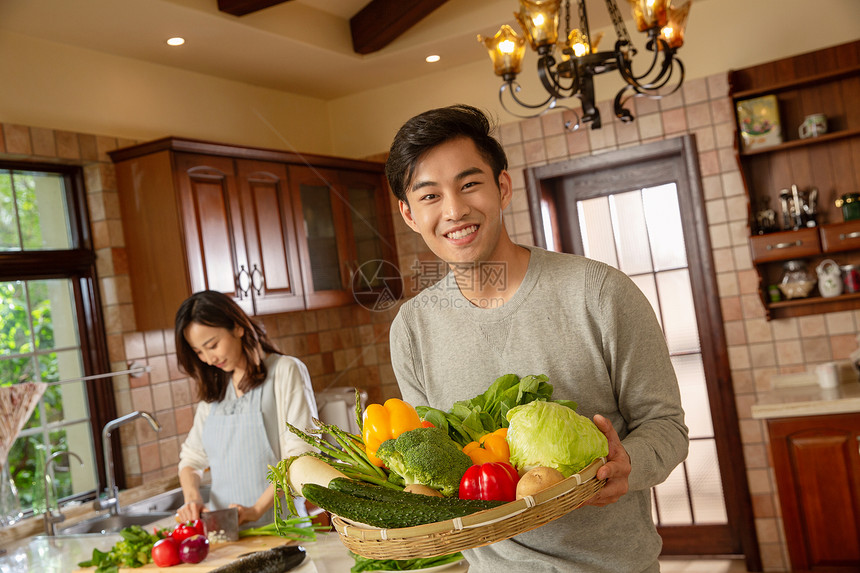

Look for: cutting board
[74,536,315,572]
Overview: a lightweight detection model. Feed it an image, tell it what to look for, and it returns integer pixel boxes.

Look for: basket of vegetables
[269,374,608,561]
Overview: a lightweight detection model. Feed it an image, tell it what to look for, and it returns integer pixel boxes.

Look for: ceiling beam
[350,0,450,55]
[217,0,292,17]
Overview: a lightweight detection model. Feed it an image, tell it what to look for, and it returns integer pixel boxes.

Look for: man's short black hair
[385,104,508,203]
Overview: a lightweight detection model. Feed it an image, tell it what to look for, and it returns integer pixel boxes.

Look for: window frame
[0,159,118,505]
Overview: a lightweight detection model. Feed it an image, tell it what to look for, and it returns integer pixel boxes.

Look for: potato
[515,466,565,499]
[403,484,444,497]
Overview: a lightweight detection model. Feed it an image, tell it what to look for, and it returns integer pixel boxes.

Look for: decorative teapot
[816,259,843,298]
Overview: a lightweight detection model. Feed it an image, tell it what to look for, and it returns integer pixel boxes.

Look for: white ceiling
[0,0,618,101]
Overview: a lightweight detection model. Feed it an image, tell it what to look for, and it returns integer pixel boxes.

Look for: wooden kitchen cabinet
[289,165,399,309]
[729,40,860,320]
[111,137,396,329]
[767,413,860,572]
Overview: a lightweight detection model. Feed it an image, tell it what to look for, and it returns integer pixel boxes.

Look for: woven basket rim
[331,456,606,558]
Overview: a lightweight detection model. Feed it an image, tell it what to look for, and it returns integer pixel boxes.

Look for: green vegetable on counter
[350,551,464,572]
[238,516,329,541]
[77,524,169,572]
[417,374,577,447]
[506,400,608,477]
[375,426,472,497]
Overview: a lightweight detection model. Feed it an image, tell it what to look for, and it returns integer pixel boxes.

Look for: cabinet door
[235,160,305,314]
[340,170,402,308]
[289,165,353,308]
[768,414,860,572]
[174,153,253,315]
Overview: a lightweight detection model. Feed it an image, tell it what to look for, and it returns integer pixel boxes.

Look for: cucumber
[328,478,503,512]
[302,483,498,529]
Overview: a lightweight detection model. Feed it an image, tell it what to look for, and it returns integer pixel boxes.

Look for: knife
[201,507,239,542]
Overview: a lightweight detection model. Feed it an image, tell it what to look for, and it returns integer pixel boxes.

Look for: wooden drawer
[750,228,821,263]
[820,220,860,253]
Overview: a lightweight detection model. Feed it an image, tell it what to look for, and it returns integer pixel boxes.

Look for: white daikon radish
[288,455,348,493]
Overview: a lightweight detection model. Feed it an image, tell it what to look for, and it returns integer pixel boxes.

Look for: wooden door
[768,413,860,572]
[525,136,760,569]
[288,165,353,309]
[174,153,252,315]
[235,159,304,314]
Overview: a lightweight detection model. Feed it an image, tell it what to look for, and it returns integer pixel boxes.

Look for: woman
[174,290,317,528]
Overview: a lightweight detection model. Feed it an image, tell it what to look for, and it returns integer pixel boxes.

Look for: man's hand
[583,414,631,507]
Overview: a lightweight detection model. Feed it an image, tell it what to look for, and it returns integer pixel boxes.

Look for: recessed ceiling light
[425,55,441,63]
[166,37,185,46]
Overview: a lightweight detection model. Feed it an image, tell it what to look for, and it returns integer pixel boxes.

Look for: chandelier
[478,0,691,130]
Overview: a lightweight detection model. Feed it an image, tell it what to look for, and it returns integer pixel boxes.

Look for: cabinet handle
[766,240,802,250]
[250,264,264,296]
[236,265,252,299]
[838,231,860,240]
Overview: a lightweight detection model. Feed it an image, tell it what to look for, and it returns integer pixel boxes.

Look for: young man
[386,104,688,573]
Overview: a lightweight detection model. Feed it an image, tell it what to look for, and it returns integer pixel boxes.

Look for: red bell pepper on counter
[458,461,520,502]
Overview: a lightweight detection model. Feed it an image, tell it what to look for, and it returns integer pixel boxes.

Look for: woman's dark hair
[174,290,280,402]
[385,104,508,203]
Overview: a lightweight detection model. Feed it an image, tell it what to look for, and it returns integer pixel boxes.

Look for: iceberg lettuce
[506,400,608,477]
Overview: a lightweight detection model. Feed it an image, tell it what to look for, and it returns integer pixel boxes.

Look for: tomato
[171,521,201,543]
[151,537,182,567]
[458,461,520,502]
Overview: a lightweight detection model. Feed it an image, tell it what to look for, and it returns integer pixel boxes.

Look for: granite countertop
[751,380,860,419]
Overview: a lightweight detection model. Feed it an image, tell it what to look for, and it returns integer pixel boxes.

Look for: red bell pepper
[458,461,520,502]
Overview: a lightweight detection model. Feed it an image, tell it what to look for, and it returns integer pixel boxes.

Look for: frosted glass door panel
[609,191,653,275]
[643,184,688,270]
[629,274,663,330]
[671,354,714,439]
[656,269,701,354]
[653,463,693,525]
[687,440,727,523]
[577,197,618,268]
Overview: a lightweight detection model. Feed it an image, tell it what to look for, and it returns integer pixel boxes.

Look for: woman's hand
[230,503,264,525]
[176,500,205,523]
[583,414,631,507]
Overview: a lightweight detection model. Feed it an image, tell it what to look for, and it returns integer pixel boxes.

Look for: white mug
[814,362,839,389]
[799,114,827,139]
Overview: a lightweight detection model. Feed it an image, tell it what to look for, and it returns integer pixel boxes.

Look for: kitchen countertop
[751,380,860,419]
[0,527,468,572]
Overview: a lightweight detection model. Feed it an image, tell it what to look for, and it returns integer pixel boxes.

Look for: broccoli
[375,426,473,497]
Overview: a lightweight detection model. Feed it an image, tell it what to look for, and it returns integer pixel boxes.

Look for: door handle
[250,264,264,296]
[236,265,252,299]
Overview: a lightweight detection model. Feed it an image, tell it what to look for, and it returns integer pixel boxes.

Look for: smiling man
[385,105,689,573]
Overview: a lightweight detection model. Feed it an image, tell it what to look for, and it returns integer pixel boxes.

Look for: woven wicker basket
[331,457,606,560]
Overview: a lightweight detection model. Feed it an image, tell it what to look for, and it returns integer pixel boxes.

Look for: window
[0,163,112,517]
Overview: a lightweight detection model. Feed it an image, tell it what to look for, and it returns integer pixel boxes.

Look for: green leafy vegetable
[349,551,464,572]
[417,374,578,447]
[506,400,608,477]
[77,525,169,572]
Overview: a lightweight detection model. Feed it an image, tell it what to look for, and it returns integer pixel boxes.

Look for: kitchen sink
[57,511,174,535]
[124,483,211,513]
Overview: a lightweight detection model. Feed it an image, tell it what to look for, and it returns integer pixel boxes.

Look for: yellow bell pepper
[361,398,422,467]
[462,428,510,465]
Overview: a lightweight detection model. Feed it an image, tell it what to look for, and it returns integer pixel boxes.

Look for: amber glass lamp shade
[627,0,670,32]
[659,0,691,49]
[478,25,527,78]
[515,0,561,52]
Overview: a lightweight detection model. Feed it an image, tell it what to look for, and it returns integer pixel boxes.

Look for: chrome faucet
[94,411,161,516]
[43,450,84,536]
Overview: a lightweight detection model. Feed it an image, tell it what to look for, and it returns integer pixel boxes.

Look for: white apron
[202,379,277,529]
